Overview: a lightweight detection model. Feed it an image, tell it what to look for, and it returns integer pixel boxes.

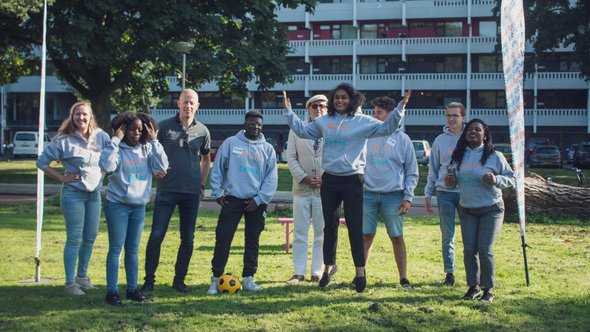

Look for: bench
[278,217,346,254]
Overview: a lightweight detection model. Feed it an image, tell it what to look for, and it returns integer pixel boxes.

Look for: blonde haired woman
[37,101,110,295]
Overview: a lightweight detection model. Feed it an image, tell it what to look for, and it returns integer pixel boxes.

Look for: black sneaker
[444,273,455,286]
[463,286,482,300]
[172,280,190,293]
[319,272,331,288]
[480,288,493,303]
[105,292,124,306]
[140,280,155,293]
[400,278,412,289]
[126,289,148,302]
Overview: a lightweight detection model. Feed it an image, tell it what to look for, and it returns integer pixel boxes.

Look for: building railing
[148,108,588,127]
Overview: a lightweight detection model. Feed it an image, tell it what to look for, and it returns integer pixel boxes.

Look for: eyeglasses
[310,104,327,110]
[445,114,463,119]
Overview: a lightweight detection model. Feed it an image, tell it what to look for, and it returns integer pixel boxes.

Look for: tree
[0,0,317,127]
[495,0,590,80]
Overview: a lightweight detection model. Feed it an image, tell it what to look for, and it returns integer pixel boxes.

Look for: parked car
[411,140,431,166]
[573,141,590,169]
[529,145,562,168]
[566,144,579,164]
[525,137,550,163]
[494,143,513,162]
[209,140,225,161]
[12,131,51,158]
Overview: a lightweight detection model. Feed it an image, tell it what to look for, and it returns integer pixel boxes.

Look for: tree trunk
[88,95,114,131]
[503,172,590,220]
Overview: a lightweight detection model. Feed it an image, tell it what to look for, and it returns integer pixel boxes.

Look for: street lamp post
[174,41,195,90]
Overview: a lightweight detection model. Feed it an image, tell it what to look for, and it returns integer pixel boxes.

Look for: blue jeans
[458,202,504,289]
[363,191,404,237]
[436,190,460,274]
[60,185,101,283]
[104,200,145,293]
[144,191,200,283]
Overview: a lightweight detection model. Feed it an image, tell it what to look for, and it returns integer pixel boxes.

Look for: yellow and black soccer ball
[217,273,241,293]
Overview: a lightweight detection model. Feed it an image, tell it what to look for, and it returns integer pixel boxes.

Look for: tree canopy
[514,0,589,79]
[0,0,316,127]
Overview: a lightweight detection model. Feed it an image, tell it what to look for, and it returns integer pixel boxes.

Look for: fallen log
[503,172,590,220]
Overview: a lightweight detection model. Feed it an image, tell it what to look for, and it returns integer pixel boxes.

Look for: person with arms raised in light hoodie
[362,96,419,290]
[207,111,278,294]
[100,112,168,306]
[283,83,411,293]
[37,101,110,296]
[424,102,466,287]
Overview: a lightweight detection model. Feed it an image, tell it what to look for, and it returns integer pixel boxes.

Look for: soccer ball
[217,273,241,293]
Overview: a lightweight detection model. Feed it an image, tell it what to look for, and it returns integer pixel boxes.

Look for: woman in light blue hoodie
[37,101,110,296]
[284,83,411,292]
[100,112,168,306]
[445,118,515,304]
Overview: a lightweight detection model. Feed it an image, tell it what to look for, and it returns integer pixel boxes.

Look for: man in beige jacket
[286,94,333,284]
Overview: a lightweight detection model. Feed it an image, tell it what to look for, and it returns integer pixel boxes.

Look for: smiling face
[307,101,327,120]
[125,119,143,146]
[244,116,263,140]
[446,106,464,134]
[333,89,351,114]
[465,122,485,148]
[177,89,199,123]
[73,105,92,134]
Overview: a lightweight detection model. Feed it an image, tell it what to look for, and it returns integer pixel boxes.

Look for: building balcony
[149,107,588,127]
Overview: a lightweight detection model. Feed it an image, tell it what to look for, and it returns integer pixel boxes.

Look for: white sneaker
[207,277,219,295]
[242,276,263,292]
[75,276,95,289]
[64,282,85,296]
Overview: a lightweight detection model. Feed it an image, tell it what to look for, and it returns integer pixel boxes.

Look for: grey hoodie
[455,145,515,209]
[100,137,169,206]
[364,130,419,202]
[424,125,464,199]
[210,131,278,206]
[284,103,405,176]
[37,130,111,192]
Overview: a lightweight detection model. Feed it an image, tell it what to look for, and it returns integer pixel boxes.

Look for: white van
[12,131,51,158]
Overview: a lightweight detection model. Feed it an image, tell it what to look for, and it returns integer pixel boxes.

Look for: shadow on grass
[0,281,589,331]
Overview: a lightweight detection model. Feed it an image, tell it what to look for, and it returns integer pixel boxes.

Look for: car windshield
[412,142,424,149]
[496,146,511,152]
[536,147,558,154]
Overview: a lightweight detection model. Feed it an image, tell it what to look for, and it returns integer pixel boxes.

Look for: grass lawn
[2,159,583,196]
[0,199,588,331]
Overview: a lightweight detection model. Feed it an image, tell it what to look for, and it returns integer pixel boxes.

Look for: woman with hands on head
[445,118,515,304]
[99,111,169,306]
[37,101,111,296]
[282,83,411,293]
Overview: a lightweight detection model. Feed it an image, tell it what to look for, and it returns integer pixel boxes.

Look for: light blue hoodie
[284,103,405,176]
[37,130,111,192]
[364,130,419,202]
[424,125,464,199]
[454,145,515,209]
[100,137,169,206]
[210,131,278,206]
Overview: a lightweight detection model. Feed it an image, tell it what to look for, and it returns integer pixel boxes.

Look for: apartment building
[2,0,589,149]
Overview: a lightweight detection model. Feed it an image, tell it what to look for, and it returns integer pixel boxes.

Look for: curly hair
[370,96,397,112]
[451,118,494,171]
[327,83,366,116]
[110,111,158,146]
[54,101,99,139]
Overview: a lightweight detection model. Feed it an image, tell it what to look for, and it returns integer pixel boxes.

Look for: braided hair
[450,118,494,171]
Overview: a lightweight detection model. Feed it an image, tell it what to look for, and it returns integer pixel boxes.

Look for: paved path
[0,183,439,216]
